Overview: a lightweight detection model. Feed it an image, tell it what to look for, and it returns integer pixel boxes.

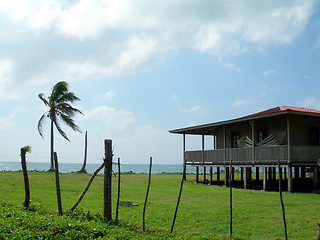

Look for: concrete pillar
[195,166,199,183]
[256,167,259,181]
[244,167,249,189]
[314,166,318,191]
[301,166,306,179]
[263,167,267,190]
[288,165,293,192]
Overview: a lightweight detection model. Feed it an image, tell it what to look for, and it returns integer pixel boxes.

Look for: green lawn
[0,171,319,239]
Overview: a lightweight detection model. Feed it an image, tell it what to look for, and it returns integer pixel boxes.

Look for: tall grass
[0,171,319,239]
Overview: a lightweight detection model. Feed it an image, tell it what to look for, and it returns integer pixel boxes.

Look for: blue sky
[0,0,320,165]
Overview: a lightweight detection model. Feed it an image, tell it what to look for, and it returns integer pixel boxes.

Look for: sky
[1,0,320,165]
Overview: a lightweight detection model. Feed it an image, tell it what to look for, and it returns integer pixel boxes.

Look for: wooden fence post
[20,147,30,209]
[104,139,113,221]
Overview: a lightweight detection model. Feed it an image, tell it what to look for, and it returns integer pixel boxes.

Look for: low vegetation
[0,171,319,239]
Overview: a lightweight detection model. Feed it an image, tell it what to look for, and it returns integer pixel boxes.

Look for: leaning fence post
[104,139,113,221]
[54,152,63,216]
[171,164,186,233]
[143,157,152,231]
[278,159,287,240]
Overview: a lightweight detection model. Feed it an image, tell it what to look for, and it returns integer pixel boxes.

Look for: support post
[288,165,293,192]
[314,165,318,191]
[217,167,220,181]
[203,167,207,182]
[256,167,259,181]
[244,167,249,189]
[263,167,267,191]
[209,167,213,185]
[294,167,299,179]
[224,166,229,186]
[183,133,186,181]
[240,167,244,181]
[273,167,276,180]
[301,167,306,179]
[195,166,199,183]
[104,139,113,221]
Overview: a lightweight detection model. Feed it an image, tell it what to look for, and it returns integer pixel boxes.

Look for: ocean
[0,161,199,174]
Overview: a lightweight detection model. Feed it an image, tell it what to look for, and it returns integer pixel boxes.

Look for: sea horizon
[0,161,199,174]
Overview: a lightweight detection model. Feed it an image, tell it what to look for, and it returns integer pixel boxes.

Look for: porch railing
[185,145,319,165]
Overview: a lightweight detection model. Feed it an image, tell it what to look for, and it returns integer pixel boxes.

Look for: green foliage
[0,172,319,239]
[22,145,32,153]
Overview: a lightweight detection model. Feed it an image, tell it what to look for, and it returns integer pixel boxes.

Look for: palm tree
[38,81,82,171]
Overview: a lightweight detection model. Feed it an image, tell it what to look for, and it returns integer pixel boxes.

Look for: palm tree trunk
[79,131,88,173]
[49,118,54,171]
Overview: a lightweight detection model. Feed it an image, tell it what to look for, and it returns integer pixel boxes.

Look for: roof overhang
[169,109,320,135]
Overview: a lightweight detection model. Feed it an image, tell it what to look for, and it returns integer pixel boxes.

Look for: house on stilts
[170,106,320,192]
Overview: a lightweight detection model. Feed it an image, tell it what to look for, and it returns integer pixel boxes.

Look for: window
[231,132,239,148]
[310,127,319,145]
[257,128,267,143]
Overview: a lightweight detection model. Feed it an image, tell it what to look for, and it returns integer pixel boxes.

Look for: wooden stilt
[288,165,293,192]
[224,166,229,186]
[195,166,199,183]
[301,166,306,179]
[272,167,276,180]
[209,167,213,185]
[240,167,244,181]
[203,167,207,182]
[294,167,299,179]
[244,167,249,189]
[314,166,318,191]
[263,167,267,190]
[284,167,287,180]
[256,167,259,181]
[217,167,220,182]
[268,167,272,180]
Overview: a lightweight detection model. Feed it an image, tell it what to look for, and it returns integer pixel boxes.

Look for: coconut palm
[38,81,82,171]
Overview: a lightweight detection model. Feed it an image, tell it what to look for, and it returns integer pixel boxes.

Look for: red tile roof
[244,106,320,118]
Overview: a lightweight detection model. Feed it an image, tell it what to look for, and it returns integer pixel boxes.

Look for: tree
[38,81,82,171]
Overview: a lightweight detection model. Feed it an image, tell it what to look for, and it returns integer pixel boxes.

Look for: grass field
[0,171,319,239]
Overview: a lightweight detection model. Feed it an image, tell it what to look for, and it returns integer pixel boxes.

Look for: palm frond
[38,93,49,106]
[56,92,81,104]
[53,118,70,142]
[37,113,48,138]
[59,113,82,133]
[50,81,68,104]
[56,103,83,117]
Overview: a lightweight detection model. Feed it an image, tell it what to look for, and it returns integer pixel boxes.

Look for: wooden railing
[185,145,319,165]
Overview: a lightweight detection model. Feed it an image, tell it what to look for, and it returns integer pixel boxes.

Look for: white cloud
[263,69,276,76]
[301,97,320,110]
[0,117,12,131]
[220,61,242,72]
[304,75,311,79]
[98,91,116,100]
[232,100,250,106]
[0,0,315,83]
[81,105,135,133]
[0,59,19,100]
[179,105,205,114]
